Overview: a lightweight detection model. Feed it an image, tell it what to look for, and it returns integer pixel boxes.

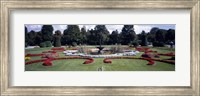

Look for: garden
[25,45,175,71]
[25,25,175,71]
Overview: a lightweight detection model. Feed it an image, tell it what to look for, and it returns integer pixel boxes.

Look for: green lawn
[25,46,175,71]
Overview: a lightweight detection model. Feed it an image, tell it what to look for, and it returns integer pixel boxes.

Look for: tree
[63,25,81,45]
[34,31,43,46]
[140,30,148,46]
[41,25,54,41]
[94,25,110,45]
[165,29,175,43]
[53,30,62,47]
[155,29,167,43]
[87,29,98,45]
[80,26,87,44]
[147,27,159,42]
[27,30,37,46]
[109,30,119,44]
[25,26,29,47]
[120,25,137,45]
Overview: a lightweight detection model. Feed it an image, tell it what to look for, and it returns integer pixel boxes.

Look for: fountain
[96,36,104,54]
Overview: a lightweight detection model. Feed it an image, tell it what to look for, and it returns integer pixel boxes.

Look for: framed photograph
[1,0,199,95]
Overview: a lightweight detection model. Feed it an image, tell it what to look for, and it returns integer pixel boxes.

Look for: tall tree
[25,26,29,47]
[94,25,110,45]
[120,25,137,45]
[27,30,37,46]
[109,30,119,44]
[53,30,62,47]
[165,29,175,43]
[80,26,87,44]
[140,30,148,46]
[63,25,81,45]
[34,31,43,46]
[155,29,167,43]
[87,29,98,45]
[41,25,54,41]
[147,27,159,42]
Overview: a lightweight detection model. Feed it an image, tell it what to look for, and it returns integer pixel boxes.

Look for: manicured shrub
[45,41,52,47]
[131,40,139,47]
[39,42,46,48]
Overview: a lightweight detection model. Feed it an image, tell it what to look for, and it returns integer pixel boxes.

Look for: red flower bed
[141,57,152,61]
[145,50,157,53]
[147,60,155,65]
[42,59,53,66]
[141,53,159,58]
[25,57,90,65]
[51,47,65,51]
[25,59,46,65]
[25,53,44,57]
[141,57,155,65]
[83,58,94,64]
[136,47,150,52]
[158,52,175,56]
[103,58,112,63]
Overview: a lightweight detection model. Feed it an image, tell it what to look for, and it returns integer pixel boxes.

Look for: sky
[25,24,175,34]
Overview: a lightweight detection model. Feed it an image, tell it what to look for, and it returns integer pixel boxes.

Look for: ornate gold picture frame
[1,0,199,95]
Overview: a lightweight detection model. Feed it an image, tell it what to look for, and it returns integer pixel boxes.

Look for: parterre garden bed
[25,46,175,71]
